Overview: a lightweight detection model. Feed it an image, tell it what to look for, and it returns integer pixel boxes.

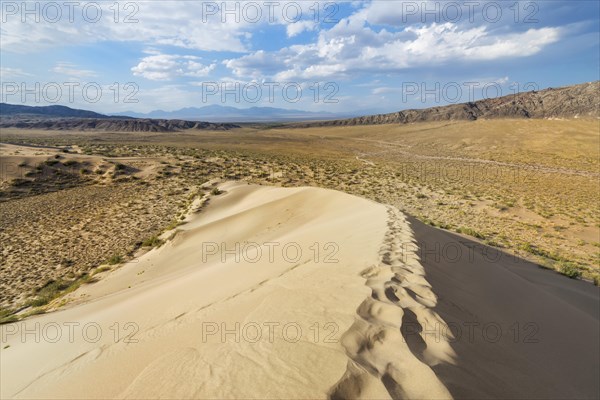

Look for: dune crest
[329,207,455,399]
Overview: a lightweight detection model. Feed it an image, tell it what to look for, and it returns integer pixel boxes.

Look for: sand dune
[1,183,458,399]
[2,182,597,399]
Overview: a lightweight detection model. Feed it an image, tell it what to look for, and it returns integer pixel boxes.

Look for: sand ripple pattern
[329,206,456,400]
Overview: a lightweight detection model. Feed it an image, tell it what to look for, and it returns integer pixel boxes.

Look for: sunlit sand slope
[1,183,458,399]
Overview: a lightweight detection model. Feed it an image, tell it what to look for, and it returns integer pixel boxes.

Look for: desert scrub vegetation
[27,273,96,308]
[0,307,19,324]
[92,266,112,275]
[456,227,486,240]
[106,254,123,265]
[557,262,583,279]
[141,235,164,248]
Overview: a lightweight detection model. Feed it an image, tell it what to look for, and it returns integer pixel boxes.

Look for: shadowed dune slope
[409,216,600,400]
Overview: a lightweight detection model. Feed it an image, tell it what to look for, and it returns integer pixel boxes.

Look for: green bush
[558,262,582,279]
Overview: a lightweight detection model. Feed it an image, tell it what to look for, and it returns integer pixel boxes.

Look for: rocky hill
[0,103,112,119]
[0,103,240,131]
[292,81,599,127]
[0,117,239,131]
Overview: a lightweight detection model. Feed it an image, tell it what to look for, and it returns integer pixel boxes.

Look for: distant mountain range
[0,103,238,131]
[2,81,598,130]
[112,105,343,122]
[1,103,350,123]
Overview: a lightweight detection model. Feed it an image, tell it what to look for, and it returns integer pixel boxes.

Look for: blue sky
[1,0,598,114]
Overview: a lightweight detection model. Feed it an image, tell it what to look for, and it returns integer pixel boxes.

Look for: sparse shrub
[107,254,123,265]
[142,235,163,248]
[557,262,582,279]
[484,239,503,248]
[456,227,486,240]
[165,220,182,231]
[0,312,19,324]
[92,266,111,275]
[0,307,19,325]
[29,279,71,307]
[211,188,222,195]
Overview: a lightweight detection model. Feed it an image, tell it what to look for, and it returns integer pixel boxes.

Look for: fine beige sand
[0,183,455,399]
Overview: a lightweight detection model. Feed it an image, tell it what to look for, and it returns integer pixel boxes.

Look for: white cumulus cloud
[132,53,216,81]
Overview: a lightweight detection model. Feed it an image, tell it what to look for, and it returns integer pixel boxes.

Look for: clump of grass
[26,273,97,308]
[518,242,564,261]
[142,235,163,248]
[211,188,223,195]
[165,220,183,231]
[28,280,71,306]
[92,266,112,275]
[20,308,46,319]
[0,307,18,324]
[106,255,123,265]
[456,227,486,240]
[484,239,503,248]
[557,262,582,279]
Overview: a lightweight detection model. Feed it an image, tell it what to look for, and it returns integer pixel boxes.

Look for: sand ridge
[2,183,456,399]
[329,207,455,399]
